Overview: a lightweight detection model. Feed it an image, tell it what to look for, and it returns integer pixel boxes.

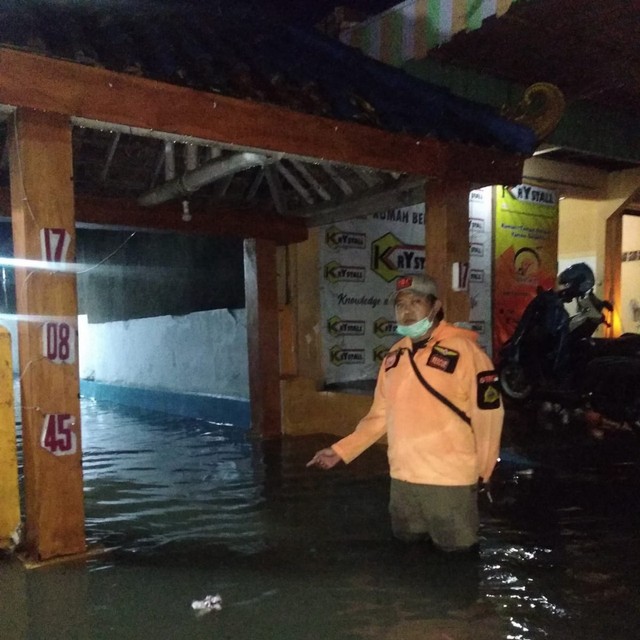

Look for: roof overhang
[0,47,526,237]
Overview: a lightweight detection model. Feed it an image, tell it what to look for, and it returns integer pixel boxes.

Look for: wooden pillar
[8,108,85,560]
[425,180,471,322]
[244,238,282,438]
[604,210,624,337]
[0,326,20,549]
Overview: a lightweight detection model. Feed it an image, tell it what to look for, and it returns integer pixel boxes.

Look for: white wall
[621,215,640,334]
[78,309,249,398]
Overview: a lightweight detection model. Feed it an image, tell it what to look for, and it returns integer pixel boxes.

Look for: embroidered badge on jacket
[477,370,501,409]
[426,345,459,373]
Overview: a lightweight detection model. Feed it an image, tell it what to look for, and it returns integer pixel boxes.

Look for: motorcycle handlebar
[586,291,614,313]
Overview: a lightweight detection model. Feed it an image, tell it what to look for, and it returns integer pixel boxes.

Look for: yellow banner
[493,185,559,354]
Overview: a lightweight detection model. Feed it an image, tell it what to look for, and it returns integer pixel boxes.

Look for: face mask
[396,315,433,339]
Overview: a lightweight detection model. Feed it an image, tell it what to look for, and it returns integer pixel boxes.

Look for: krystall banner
[468,187,494,356]
[493,184,559,355]
[319,204,426,384]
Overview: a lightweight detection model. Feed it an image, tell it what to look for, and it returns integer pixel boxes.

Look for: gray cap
[392,274,438,302]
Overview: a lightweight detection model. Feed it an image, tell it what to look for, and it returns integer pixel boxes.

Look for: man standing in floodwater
[307,274,504,552]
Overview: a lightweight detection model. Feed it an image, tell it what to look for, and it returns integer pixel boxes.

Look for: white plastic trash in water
[191,594,222,614]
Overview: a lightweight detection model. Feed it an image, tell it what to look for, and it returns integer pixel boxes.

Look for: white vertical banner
[319,204,426,384]
[468,187,493,356]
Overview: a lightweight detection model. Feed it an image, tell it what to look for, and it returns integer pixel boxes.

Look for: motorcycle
[498,280,640,432]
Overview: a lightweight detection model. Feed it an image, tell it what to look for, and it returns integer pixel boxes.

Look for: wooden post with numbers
[8,108,85,561]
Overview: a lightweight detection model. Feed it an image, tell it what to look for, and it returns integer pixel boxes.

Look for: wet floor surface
[2,400,640,639]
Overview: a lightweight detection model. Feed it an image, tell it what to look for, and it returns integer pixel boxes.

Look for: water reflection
[82,400,266,554]
[2,400,640,639]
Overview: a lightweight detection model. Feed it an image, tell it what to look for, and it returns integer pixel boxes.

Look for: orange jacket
[331,321,503,486]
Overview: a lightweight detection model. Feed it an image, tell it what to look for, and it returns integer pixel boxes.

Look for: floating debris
[191,594,222,615]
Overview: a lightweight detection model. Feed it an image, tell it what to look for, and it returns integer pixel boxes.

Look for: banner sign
[468,187,494,356]
[493,184,559,355]
[319,205,425,383]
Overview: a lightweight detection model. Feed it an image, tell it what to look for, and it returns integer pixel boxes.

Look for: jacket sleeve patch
[426,345,459,373]
[477,370,501,409]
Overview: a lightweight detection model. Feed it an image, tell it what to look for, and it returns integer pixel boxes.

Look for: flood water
[2,399,640,639]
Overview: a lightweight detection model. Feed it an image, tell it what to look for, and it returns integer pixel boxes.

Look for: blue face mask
[396,315,433,339]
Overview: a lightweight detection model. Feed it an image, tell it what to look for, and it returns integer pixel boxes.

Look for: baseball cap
[392,274,438,302]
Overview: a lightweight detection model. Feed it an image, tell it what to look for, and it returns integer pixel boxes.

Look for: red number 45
[41,414,77,456]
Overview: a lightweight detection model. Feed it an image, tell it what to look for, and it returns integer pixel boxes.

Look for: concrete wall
[557,198,601,288]
[78,309,249,398]
[1,309,250,425]
[279,229,376,436]
[0,222,251,422]
[553,167,640,339]
[622,215,640,334]
[75,229,245,322]
[0,223,245,322]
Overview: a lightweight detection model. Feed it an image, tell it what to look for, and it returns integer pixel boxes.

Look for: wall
[557,198,601,287]
[621,215,640,333]
[0,223,246,322]
[76,229,245,322]
[2,308,250,425]
[555,168,640,334]
[1,222,251,423]
[523,156,607,201]
[608,168,640,201]
[78,309,249,398]
[549,166,640,293]
[280,229,375,436]
[290,229,324,382]
[523,157,608,292]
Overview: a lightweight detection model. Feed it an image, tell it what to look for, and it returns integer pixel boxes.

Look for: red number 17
[40,228,71,262]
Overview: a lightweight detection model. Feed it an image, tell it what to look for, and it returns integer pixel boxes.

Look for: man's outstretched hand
[306,448,341,470]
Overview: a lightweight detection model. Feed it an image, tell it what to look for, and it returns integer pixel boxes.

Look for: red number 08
[43,322,76,364]
[41,414,77,456]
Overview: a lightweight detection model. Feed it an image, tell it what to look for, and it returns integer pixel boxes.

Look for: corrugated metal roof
[0,0,536,154]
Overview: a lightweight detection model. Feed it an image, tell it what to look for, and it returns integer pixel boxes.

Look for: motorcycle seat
[588,334,640,358]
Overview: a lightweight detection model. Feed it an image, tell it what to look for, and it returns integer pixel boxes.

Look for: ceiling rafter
[264,164,288,214]
[276,162,314,205]
[289,160,331,202]
[322,163,353,195]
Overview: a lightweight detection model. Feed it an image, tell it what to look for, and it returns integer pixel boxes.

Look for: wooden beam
[290,160,331,201]
[447,139,525,186]
[425,180,472,323]
[299,177,425,227]
[625,201,640,213]
[244,238,282,438]
[264,165,288,215]
[0,48,525,184]
[604,210,623,337]
[9,108,85,560]
[0,189,308,245]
